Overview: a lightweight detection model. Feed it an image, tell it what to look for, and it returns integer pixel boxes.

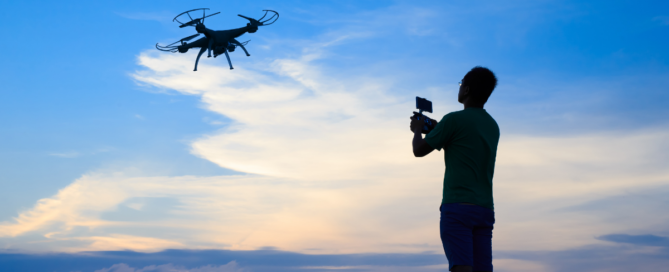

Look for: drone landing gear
[207,39,215,58]
[223,50,234,70]
[194,47,206,71]
[231,39,251,56]
[238,43,250,57]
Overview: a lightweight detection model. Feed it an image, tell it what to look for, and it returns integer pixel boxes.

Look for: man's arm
[410,115,436,157]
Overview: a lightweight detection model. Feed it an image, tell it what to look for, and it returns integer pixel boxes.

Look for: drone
[156,8,279,71]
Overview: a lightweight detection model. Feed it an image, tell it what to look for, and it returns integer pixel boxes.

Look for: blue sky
[1,0,668,271]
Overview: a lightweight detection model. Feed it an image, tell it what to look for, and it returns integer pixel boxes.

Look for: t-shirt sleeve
[424,113,455,151]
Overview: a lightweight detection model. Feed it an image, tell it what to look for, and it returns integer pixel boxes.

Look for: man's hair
[463,66,497,105]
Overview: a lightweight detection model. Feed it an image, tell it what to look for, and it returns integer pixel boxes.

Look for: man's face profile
[458,78,468,104]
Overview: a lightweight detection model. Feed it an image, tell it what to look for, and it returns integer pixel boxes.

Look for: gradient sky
[1,0,669,271]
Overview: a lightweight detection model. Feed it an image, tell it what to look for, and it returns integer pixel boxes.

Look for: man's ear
[463,86,470,96]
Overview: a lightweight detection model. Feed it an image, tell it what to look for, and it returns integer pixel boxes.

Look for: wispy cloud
[653,16,669,25]
[49,147,115,158]
[496,244,669,272]
[115,11,173,23]
[48,151,81,158]
[598,234,669,247]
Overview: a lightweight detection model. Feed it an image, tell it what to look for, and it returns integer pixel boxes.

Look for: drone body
[156,8,279,71]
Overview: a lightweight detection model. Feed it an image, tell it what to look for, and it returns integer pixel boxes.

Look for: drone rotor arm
[181,33,200,42]
[202,12,220,19]
[179,18,202,28]
[237,14,254,21]
[203,11,220,24]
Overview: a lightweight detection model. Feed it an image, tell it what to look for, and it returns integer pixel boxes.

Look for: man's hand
[410,112,425,133]
[410,113,435,157]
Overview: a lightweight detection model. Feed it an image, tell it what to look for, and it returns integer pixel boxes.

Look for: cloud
[49,151,81,158]
[49,148,115,158]
[496,244,669,272]
[95,262,245,272]
[598,234,669,247]
[492,129,669,251]
[0,174,314,252]
[0,250,448,272]
[1,246,667,272]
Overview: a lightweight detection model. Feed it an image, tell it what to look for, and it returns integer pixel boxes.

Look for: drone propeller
[155,33,201,52]
[173,8,221,28]
[238,10,279,26]
[155,43,178,53]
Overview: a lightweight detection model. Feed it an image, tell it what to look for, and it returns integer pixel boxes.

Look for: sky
[1,0,668,271]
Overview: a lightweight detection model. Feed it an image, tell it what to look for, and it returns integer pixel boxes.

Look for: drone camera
[414,96,437,134]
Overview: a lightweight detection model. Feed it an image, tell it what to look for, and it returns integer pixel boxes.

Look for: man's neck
[464,104,484,109]
[461,97,484,109]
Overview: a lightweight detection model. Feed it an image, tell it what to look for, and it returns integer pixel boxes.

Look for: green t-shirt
[424,108,499,210]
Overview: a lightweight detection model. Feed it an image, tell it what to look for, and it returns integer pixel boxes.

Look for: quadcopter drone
[156,8,279,71]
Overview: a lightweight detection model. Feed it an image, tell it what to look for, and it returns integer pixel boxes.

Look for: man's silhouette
[410,67,499,272]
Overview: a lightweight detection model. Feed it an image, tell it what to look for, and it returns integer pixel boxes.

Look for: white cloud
[494,130,669,251]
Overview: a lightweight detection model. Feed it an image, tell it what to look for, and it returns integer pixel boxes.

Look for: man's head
[458,66,497,107]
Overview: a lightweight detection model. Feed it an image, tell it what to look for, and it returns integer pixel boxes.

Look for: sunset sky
[1,0,668,271]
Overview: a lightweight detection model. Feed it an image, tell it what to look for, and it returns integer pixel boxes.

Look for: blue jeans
[440,203,495,271]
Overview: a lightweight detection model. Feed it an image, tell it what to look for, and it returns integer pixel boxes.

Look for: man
[410,66,499,272]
